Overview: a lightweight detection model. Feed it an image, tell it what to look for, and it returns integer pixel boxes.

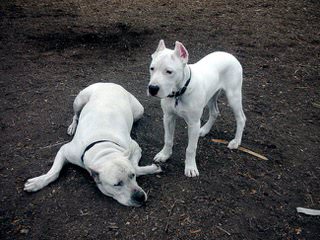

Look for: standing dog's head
[148,40,189,98]
[90,157,147,207]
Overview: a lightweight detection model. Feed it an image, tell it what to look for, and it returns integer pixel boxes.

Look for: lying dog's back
[73,83,141,149]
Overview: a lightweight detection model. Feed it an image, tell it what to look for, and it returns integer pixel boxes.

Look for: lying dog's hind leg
[130,94,144,122]
[129,140,142,167]
[67,89,90,136]
[199,90,221,137]
[24,144,68,192]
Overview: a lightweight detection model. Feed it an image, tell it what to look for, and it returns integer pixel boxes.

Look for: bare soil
[1,0,319,239]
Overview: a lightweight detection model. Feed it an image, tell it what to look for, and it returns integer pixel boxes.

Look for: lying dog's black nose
[131,191,146,204]
[148,85,159,96]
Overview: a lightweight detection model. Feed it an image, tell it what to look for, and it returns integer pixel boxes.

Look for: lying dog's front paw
[24,175,47,192]
[67,123,77,136]
[151,164,162,173]
[227,139,240,149]
[153,150,171,162]
[184,166,199,178]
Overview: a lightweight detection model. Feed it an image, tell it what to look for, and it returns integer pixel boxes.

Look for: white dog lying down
[24,83,161,207]
[148,40,246,177]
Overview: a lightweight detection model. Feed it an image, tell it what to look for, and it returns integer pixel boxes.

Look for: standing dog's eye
[166,70,173,74]
[150,67,154,71]
[114,181,123,187]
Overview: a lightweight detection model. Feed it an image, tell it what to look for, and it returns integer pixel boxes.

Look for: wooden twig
[164,223,169,233]
[190,229,201,234]
[216,225,231,236]
[40,140,69,149]
[312,102,320,108]
[168,200,177,217]
[211,139,268,161]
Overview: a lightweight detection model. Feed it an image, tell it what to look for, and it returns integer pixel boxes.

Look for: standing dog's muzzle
[148,85,160,96]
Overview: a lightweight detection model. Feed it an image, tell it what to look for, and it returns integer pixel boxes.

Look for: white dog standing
[148,40,246,177]
[24,83,161,207]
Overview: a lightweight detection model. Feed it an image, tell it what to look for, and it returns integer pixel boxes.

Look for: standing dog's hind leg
[199,90,221,137]
[225,90,246,149]
[24,144,68,192]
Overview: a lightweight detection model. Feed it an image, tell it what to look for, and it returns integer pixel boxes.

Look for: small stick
[190,229,201,234]
[211,139,268,161]
[165,200,177,232]
[312,102,320,108]
[40,140,69,149]
[168,200,177,216]
[216,225,231,236]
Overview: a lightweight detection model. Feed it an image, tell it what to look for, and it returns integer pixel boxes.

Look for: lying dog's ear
[174,41,189,64]
[90,169,101,184]
[152,39,166,58]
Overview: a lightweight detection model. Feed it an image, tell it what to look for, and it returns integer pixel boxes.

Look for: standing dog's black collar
[81,140,121,163]
[167,66,192,106]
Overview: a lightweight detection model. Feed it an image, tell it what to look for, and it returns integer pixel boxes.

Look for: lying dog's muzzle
[131,190,146,205]
[148,85,160,96]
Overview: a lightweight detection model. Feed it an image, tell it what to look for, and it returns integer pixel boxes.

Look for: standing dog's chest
[164,99,193,121]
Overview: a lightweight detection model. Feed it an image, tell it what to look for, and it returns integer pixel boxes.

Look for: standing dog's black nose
[148,85,160,96]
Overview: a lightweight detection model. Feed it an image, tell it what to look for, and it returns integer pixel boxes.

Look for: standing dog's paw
[184,166,199,177]
[24,175,47,192]
[227,139,240,149]
[153,150,171,162]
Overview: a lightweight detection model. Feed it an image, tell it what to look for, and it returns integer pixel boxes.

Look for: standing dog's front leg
[185,121,201,177]
[154,113,176,162]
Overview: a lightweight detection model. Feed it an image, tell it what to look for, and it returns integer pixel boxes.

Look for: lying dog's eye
[114,181,123,187]
[166,70,173,74]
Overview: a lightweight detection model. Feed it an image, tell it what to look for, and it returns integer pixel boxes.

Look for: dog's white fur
[24,83,161,207]
[148,40,246,177]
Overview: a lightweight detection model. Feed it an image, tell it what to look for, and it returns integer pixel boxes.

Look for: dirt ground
[1,0,319,239]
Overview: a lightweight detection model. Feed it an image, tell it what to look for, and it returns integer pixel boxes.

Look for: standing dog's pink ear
[152,39,166,58]
[174,41,189,64]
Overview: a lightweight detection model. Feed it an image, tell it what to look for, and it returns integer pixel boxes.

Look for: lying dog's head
[148,40,189,98]
[90,157,147,207]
